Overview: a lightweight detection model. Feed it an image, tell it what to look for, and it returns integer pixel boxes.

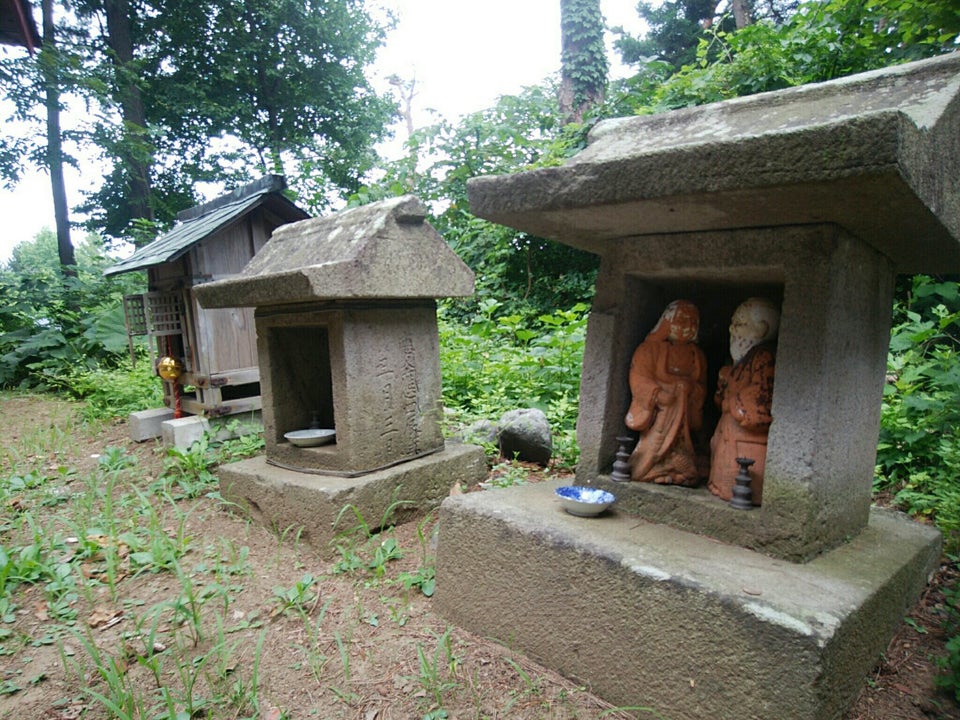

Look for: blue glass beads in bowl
[555,485,616,517]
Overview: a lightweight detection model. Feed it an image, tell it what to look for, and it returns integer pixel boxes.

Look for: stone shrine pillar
[194,196,487,544]
[436,53,959,720]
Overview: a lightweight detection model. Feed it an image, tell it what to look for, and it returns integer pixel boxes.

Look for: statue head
[729,297,780,363]
[650,299,700,343]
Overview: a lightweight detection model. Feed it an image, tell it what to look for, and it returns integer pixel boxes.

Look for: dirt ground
[0,393,958,720]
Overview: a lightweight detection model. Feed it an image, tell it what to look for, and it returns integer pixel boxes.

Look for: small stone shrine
[194,195,487,546]
[436,54,958,719]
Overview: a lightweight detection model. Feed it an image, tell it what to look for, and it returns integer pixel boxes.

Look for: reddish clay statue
[625,300,707,485]
[708,297,780,505]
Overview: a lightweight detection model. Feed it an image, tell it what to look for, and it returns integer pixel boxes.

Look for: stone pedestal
[220,443,486,550]
[436,480,941,720]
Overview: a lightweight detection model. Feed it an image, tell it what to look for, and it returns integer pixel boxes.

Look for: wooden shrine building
[105,175,309,418]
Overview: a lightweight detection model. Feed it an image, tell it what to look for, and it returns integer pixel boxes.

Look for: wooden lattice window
[144,291,186,336]
[122,294,148,336]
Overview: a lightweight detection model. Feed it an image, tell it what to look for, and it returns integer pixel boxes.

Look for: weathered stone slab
[467,53,960,273]
[159,411,262,450]
[194,195,474,307]
[436,480,941,720]
[218,442,487,550]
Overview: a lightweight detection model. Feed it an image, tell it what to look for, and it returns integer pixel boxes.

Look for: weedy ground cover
[439,301,588,469]
[0,393,640,720]
[0,395,955,720]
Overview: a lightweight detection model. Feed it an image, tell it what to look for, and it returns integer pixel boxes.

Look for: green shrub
[439,301,588,467]
[875,277,960,549]
[62,360,163,421]
[937,574,960,700]
[0,230,146,390]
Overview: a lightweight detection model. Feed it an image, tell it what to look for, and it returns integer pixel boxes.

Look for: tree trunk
[559,0,608,125]
[104,0,154,242]
[40,0,76,276]
[731,0,752,29]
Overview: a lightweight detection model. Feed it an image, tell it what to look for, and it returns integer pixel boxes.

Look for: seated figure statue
[625,299,707,485]
[708,297,780,505]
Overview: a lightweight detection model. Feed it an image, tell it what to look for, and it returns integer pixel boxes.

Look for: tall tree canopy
[609,0,959,113]
[615,0,957,78]
[359,0,958,323]
[1,0,397,245]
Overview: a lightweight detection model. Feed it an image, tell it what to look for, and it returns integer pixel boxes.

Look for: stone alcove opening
[252,300,448,476]
[569,225,891,560]
[265,322,336,447]
[605,275,786,495]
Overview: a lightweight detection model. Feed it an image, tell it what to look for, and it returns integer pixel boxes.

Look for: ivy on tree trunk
[559,0,608,124]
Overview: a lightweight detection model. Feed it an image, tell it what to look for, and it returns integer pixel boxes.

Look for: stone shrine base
[217,443,486,550]
[435,479,941,720]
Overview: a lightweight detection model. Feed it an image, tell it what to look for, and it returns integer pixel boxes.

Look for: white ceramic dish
[284,428,336,447]
[555,485,616,517]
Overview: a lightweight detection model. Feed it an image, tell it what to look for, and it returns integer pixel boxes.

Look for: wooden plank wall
[190,213,264,377]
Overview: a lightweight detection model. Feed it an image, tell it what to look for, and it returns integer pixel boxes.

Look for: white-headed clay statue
[708,297,780,505]
[625,299,707,485]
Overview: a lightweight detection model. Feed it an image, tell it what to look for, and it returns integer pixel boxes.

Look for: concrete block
[128,407,175,442]
[161,416,210,449]
[435,480,941,720]
[159,411,263,450]
[217,442,487,550]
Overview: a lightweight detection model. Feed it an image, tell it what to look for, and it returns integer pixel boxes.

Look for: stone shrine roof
[467,52,960,273]
[194,195,474,307]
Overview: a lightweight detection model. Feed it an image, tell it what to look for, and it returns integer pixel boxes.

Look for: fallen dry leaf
[262,707,283,720]
[87,606,123,629]
[45,700,87,719]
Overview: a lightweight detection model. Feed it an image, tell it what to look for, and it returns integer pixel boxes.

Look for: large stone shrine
[194,196,487,547]
[436,53,958,719]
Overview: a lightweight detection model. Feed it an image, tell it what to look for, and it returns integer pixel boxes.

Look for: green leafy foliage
[610,0,959,114]
[614,0,743,71]
[356,84,599,321]
[937,577,960,700]
[875,277,960,550]
[2,0,397,242]
[272,573,318,618]
[440,302,588,468]
[0,230,146,391]
[560,0,609,120]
